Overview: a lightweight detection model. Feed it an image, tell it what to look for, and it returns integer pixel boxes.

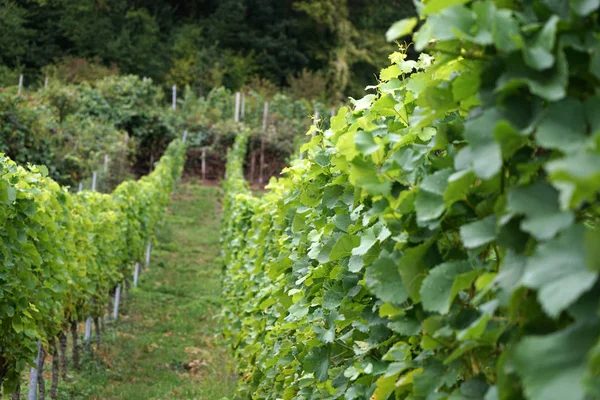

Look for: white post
[258,102,269,185]
[18,74,23,95]
[201,147,207,181]
[84,317,93,342]
[234,92,241,122]
[145,239,152,268]
[91,172,97,192]
[83,177,98,341]
[262,102,269,134]
[172,85,177,110]
[78,182,83,192]
[133,262,141,287]
[241,92,246,120]
[112,285,121,320]
[27,341,42,400]
[182,130,188,143]
[103,155,109,173]
[44,76,49,89]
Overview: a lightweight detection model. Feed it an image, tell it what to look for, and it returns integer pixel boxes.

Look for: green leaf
[352,229,377,256]
[356,175,392,196]
[348,254,364,272]
[423,0,470,14]
[451,378,489,399]
[452,73,480,102]
[460,216,496,249]
[418,127,437,141]
[322,185,344,209]
[546,152,600,207]
[513,322,600,400]
[388,316,421,336]
[386,17,418,42]
[457,301,498,341]
[366,256,409,305]
[498,50,568,101]
[380,65,402,81]
[12,320,23,333]
[373,373,400,400]
[590,39,600,80]
[508,182,575,239]
[523,15,559,71]
[420,168,453,195]
[494,250,526,298]
[314,313,337,343]
[585,95,600,135]
[522,15,559,70]
[507,182,575,240]
[541,0,570,19]
[584,228,600,271]
[314,325,335,343]
[331,107,348,131]
[0,181,16,204]
[523,47,554,71]
[493,10,522,52]
[423,86,454,111]
[413,358,445,396]
[355,131,381,155]
[414,21,433,51]
[322,288,344,310]
[303,346,329,382]
[536,98,587,154]
[351,94,376,111]
[397,242,431,303]
[329,234,360,262]
[521,224,598,317]
[420,261,478,314]
[444,170,475,206]
[571,0,600,16]
[415,190,445,222]
[463,109,503,179]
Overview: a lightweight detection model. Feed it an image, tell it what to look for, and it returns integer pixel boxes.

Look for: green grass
[26,182,237,399]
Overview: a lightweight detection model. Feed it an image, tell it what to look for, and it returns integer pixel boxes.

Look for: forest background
[0,0,417,102]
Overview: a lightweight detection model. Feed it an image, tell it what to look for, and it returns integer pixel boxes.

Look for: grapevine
[221,1,600,399]
[0,139,186,393]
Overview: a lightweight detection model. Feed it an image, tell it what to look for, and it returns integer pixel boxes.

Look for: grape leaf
[513,322,600,400]
[521,224,598,317]
[420,261,479,314]
[460,216,496,249]
[507,182,574,240]
[366,256,409,305]
[386,17,418,42]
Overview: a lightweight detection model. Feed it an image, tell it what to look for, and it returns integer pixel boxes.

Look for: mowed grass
[48,182,237,399]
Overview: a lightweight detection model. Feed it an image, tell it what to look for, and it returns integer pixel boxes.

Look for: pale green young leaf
[386,17,418,42]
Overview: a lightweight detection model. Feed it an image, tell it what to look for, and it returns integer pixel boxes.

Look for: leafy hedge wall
[220,1,600,399]
[0,75,173,187]
[0,139,186,393]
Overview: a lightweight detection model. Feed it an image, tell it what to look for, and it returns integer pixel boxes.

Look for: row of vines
[0,139,186,395]
[220,0,599,399]
[2,75,330,189]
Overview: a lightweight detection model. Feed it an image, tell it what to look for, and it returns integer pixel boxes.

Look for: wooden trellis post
[234,92,241,122]
[172,85,177,110]
[258,102,269,185]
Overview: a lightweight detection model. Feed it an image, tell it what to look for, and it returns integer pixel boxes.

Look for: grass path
[57,182,237,399]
